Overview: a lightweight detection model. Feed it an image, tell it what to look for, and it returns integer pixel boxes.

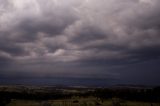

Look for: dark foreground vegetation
[0,85,160,106]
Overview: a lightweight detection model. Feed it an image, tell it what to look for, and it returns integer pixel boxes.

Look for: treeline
[0,90,73,106]
[0,91,73,100]
[93,87,160,102]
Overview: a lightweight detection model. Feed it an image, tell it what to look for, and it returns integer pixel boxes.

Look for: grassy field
[1,86,160,106]
[6,97,160,106]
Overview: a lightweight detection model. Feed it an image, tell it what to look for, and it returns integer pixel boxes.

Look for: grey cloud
[0,34,28,56]
[69,25,106,44]
[0,51,13,70]
[65,0,160,61]
[0,0,160,85]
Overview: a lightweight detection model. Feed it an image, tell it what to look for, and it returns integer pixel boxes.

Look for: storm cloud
[0,0,160,85]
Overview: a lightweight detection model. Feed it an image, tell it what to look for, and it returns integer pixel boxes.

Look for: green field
[7,97,160,106]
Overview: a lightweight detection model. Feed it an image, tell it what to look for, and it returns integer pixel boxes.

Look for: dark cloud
[0,0,160,85]
[0,41,26,56]
[69,26,106,44]
[0,56,12,68]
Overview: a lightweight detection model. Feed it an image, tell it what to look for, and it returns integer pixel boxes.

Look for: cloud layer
[0,0,160,85]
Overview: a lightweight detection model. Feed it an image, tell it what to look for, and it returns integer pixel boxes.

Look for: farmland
[7,98,160,106]
[0,85,160,106]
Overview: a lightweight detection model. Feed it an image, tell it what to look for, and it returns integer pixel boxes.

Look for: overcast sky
[0,0,160,85]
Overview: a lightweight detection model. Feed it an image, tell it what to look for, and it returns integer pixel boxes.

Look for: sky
[0,0,160,86]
